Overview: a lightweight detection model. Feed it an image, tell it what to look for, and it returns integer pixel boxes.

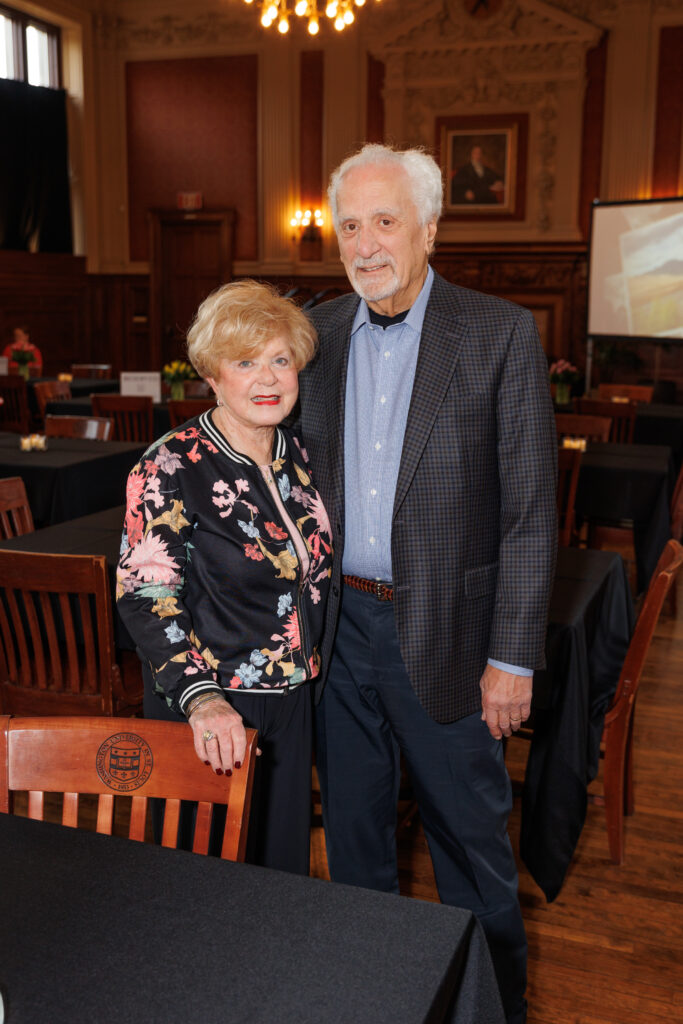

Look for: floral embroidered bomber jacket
[116,411,333,717]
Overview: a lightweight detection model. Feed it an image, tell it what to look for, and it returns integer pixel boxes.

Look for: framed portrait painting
[436,113,528,221]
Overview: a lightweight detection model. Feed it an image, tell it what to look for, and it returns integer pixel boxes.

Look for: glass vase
[17,363,30,382]
[555,381,571,407]
[170,381,185,401]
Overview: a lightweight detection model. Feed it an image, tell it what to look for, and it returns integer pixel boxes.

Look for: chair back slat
[96,793,115,834]
[62,792,79,827]
[555,412,612,444]
[1,716,257,862]
[0,552,137,716]
[129,796,148,841]
[44,415,113,441]
[0,376,31,433]
[90,395,153,442]
[27,790,44,820]
[0,477,34,539]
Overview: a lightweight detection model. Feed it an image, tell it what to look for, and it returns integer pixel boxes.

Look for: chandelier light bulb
[344,8,354,22]
[326,1,338,17]
[355,0,366,5]
[308,16,319,32]
[334,13,345,28]
[295,0,307,14]
[278,15,289,31]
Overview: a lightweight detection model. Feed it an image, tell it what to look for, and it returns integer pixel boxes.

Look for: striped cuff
[178,679,224,716]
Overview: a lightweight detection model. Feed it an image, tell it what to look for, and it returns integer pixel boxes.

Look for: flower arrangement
[162,360,197,384]
[162,360,198,401]
[8,339,37,380]
[548,359,580,384]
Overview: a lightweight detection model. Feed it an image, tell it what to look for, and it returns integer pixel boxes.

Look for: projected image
[589,200,683,340]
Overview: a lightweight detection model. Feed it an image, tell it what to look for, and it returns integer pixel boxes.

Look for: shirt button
[380,396,386,404]
[384,351,390,358]
[375,442,381,451]
[369,537,376,545]
[370,488,377,496]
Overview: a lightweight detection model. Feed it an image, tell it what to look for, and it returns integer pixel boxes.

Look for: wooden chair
[598,383,654,404]
[90,394,153,442]
[0,477,34,538]
[594,539,683,863]
[556,448,582,547]
[71,363,113,379]
[32,380,72,420]
[576,397,637,443]
[555,412,612,444]
[168,398,215,428]
[0,551,141,717]
[44,414,114,441]
[0,715,257,861]
[0,375,31,434]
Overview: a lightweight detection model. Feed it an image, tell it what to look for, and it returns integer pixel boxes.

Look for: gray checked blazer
[299,269,558,723]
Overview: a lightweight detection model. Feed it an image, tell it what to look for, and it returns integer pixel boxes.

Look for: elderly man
[298,144,556,1024]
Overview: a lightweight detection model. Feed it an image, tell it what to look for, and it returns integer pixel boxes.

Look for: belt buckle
[375,581,387,600]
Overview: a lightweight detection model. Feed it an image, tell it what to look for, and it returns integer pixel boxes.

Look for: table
[27,377,119,419]
[576,441,674,591]
[522,547,634,901]
[0,433,143,526]
[0,512,635,903]
[0,815,504,1024]
[45,396,172,438]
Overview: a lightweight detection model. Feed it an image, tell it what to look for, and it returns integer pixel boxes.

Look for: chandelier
[244,0,378,35]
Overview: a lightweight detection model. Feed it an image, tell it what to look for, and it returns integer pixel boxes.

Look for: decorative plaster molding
[96,10,260,49]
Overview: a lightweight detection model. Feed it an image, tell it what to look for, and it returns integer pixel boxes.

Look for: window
[0,4,60,88]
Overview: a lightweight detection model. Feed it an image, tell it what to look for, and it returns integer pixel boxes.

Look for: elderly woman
[116,280,332,874]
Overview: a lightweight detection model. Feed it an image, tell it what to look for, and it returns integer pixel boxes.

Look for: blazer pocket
[464,561,499,600]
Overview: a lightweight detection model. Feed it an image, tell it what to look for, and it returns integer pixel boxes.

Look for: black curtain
[0,78,73,252]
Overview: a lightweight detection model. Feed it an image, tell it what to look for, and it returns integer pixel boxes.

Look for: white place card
[0,356,8,374]
[120,371,161,403]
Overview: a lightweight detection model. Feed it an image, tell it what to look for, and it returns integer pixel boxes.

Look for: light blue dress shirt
[341,265,532,679]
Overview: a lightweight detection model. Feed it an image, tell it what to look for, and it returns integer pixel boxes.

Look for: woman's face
[207,335,299,432]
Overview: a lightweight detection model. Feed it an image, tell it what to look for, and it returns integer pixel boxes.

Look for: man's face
[335,163,437,316]
[471,147,483,163]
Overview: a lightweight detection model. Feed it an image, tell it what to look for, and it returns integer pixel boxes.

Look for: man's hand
[480,664,532,740]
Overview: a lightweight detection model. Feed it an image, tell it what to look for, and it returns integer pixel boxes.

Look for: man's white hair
[327,143,444,233]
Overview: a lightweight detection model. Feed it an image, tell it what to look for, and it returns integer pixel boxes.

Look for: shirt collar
[350,264,435,338]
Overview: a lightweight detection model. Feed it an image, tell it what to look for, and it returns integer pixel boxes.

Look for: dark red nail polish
[234,761,241,769]
[215,768,223,775]
[226,768,232,777]
[204,761,211,766]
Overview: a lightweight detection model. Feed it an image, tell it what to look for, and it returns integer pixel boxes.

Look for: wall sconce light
[290,208,324,260]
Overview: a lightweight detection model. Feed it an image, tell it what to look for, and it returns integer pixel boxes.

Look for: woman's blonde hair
[186,279,318,379]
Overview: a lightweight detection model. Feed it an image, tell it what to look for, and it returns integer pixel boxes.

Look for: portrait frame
[436,113,528,221]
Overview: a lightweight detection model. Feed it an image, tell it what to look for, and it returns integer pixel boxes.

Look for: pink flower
[126,531,180,583]
[244,543,264,561]
[281,609,300,651]
[265,521,288,540]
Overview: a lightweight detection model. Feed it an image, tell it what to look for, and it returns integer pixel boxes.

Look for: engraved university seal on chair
[96,733,153,792]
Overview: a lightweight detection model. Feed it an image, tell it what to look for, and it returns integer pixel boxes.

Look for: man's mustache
[353,255,395,271]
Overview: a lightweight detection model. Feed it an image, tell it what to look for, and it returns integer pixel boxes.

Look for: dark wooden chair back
[556,448,582,547]
[0,716,257,861]
[0,477,34,539]
[599,539,683,863]
[44,415,114,441]
[598,383,654,403]
[90,394,153,442]
[670,461,683,542]
[576,398,637,443]
[0,551,140,717]
[555,412,612,444]
[0,375,31,434]
[33,380,72,420]
[168,398,215,428]
[70,364,113,379]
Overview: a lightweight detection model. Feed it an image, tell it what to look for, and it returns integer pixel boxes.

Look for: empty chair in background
[44,415,114,441]
[70,364,113,379]
[90,394,153,442]
[597,383,654,403]
[167,398,215,429]
[33,380,72,421]
[0,376,31,434]
[576,398,637,443]
[555,412,612,444]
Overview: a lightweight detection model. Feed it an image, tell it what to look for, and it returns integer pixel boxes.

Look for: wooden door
[149,210,235,369]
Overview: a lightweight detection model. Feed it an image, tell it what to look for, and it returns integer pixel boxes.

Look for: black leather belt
[343,574,394,601]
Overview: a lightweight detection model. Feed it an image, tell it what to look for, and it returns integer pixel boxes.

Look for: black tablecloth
[576,441,674,591]
[634,402,683,472]
[521,547,634,901]
[45,397,171,438]
[0,433,143,526]
[0,815,504,1024]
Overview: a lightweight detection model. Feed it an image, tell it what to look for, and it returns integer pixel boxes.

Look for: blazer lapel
[393,286,468,517]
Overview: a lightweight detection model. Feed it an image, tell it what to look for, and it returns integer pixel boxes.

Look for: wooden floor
[310,574,683,1024]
